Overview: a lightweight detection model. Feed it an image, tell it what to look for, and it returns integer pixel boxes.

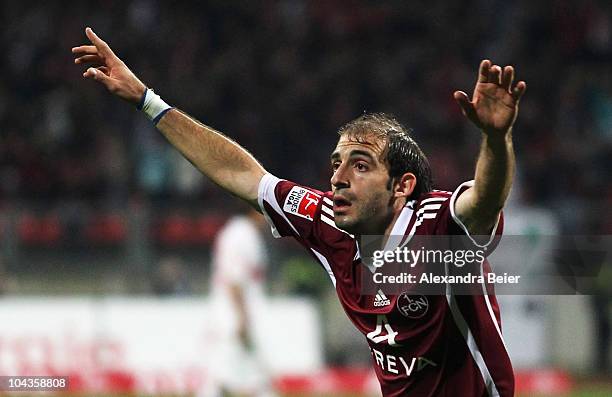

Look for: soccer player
[73,27,526,396]
[203,207,276,397]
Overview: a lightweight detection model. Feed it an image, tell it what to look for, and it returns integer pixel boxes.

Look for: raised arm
[452,60,527,236]
[72,27,265,207]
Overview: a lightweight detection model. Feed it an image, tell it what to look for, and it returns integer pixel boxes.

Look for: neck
[359,196,407,249]
[381,205,406,248]
[355,203,407,261]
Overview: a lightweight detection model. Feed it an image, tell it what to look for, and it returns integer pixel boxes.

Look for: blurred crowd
[1,0,611,234]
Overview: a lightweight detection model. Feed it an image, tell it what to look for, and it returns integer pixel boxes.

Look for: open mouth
[333,197,352,212]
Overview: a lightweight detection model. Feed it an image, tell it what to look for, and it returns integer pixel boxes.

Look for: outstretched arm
[72,27,266,207]
[453,60,527,236]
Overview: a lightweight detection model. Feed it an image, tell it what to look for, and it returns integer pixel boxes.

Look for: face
[330,134,396,235]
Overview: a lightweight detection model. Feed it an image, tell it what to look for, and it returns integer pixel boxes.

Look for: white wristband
[138,88,172,124]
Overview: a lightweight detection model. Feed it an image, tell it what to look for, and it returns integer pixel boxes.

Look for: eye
[332,161,341,171]
[355,162,368,172]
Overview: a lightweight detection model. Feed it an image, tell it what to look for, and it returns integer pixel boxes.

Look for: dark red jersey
[258,174,514,397]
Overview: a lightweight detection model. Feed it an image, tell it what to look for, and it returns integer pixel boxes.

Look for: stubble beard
[337,191,394,236]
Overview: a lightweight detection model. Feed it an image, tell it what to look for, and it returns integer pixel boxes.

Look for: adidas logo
[374,290,391,307]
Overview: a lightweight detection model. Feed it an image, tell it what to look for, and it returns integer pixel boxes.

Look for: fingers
[83,66,113,86]
[82,66,122,96]
[74,54,103,65]
[478,59,491,83]
[478,60,525,98]
[488,65,502,85]
[493,63,525,101]
[85,27,105,49]
[478,59,507,86]
[512,81,527,102]
[71,45,99,55]
[453,91,479,125]
[501,66,514,91]
[85,27,116,60]
[478,60,513,89]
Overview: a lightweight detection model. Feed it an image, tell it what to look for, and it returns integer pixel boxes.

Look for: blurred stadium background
[0,1,611,396]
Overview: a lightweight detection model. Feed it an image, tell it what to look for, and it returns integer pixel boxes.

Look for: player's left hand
[454,60,527,136]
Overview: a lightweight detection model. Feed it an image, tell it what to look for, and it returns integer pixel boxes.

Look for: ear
[393,172,417,198]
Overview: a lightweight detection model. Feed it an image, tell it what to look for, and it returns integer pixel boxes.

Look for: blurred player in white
[201,207,277,397]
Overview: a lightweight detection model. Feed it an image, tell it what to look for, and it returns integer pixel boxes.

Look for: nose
[331,163,350,189]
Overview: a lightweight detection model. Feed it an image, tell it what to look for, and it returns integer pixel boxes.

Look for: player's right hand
[72,27,146,105]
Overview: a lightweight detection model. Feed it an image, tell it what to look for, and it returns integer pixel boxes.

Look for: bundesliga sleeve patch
[283,186,320,221]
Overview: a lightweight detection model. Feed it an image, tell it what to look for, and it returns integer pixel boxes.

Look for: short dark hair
[337,113,432,200]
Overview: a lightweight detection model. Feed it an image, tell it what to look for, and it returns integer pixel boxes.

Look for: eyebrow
[330,149,376,162]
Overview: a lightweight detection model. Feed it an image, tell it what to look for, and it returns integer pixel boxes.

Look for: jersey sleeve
[429,180,504,253]
[258,174,355,286]
[449,180,503,251]
[257,173,324,240]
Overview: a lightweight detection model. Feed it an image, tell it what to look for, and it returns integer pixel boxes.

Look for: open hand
[454,60,527,136]
[72,27,146,105]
